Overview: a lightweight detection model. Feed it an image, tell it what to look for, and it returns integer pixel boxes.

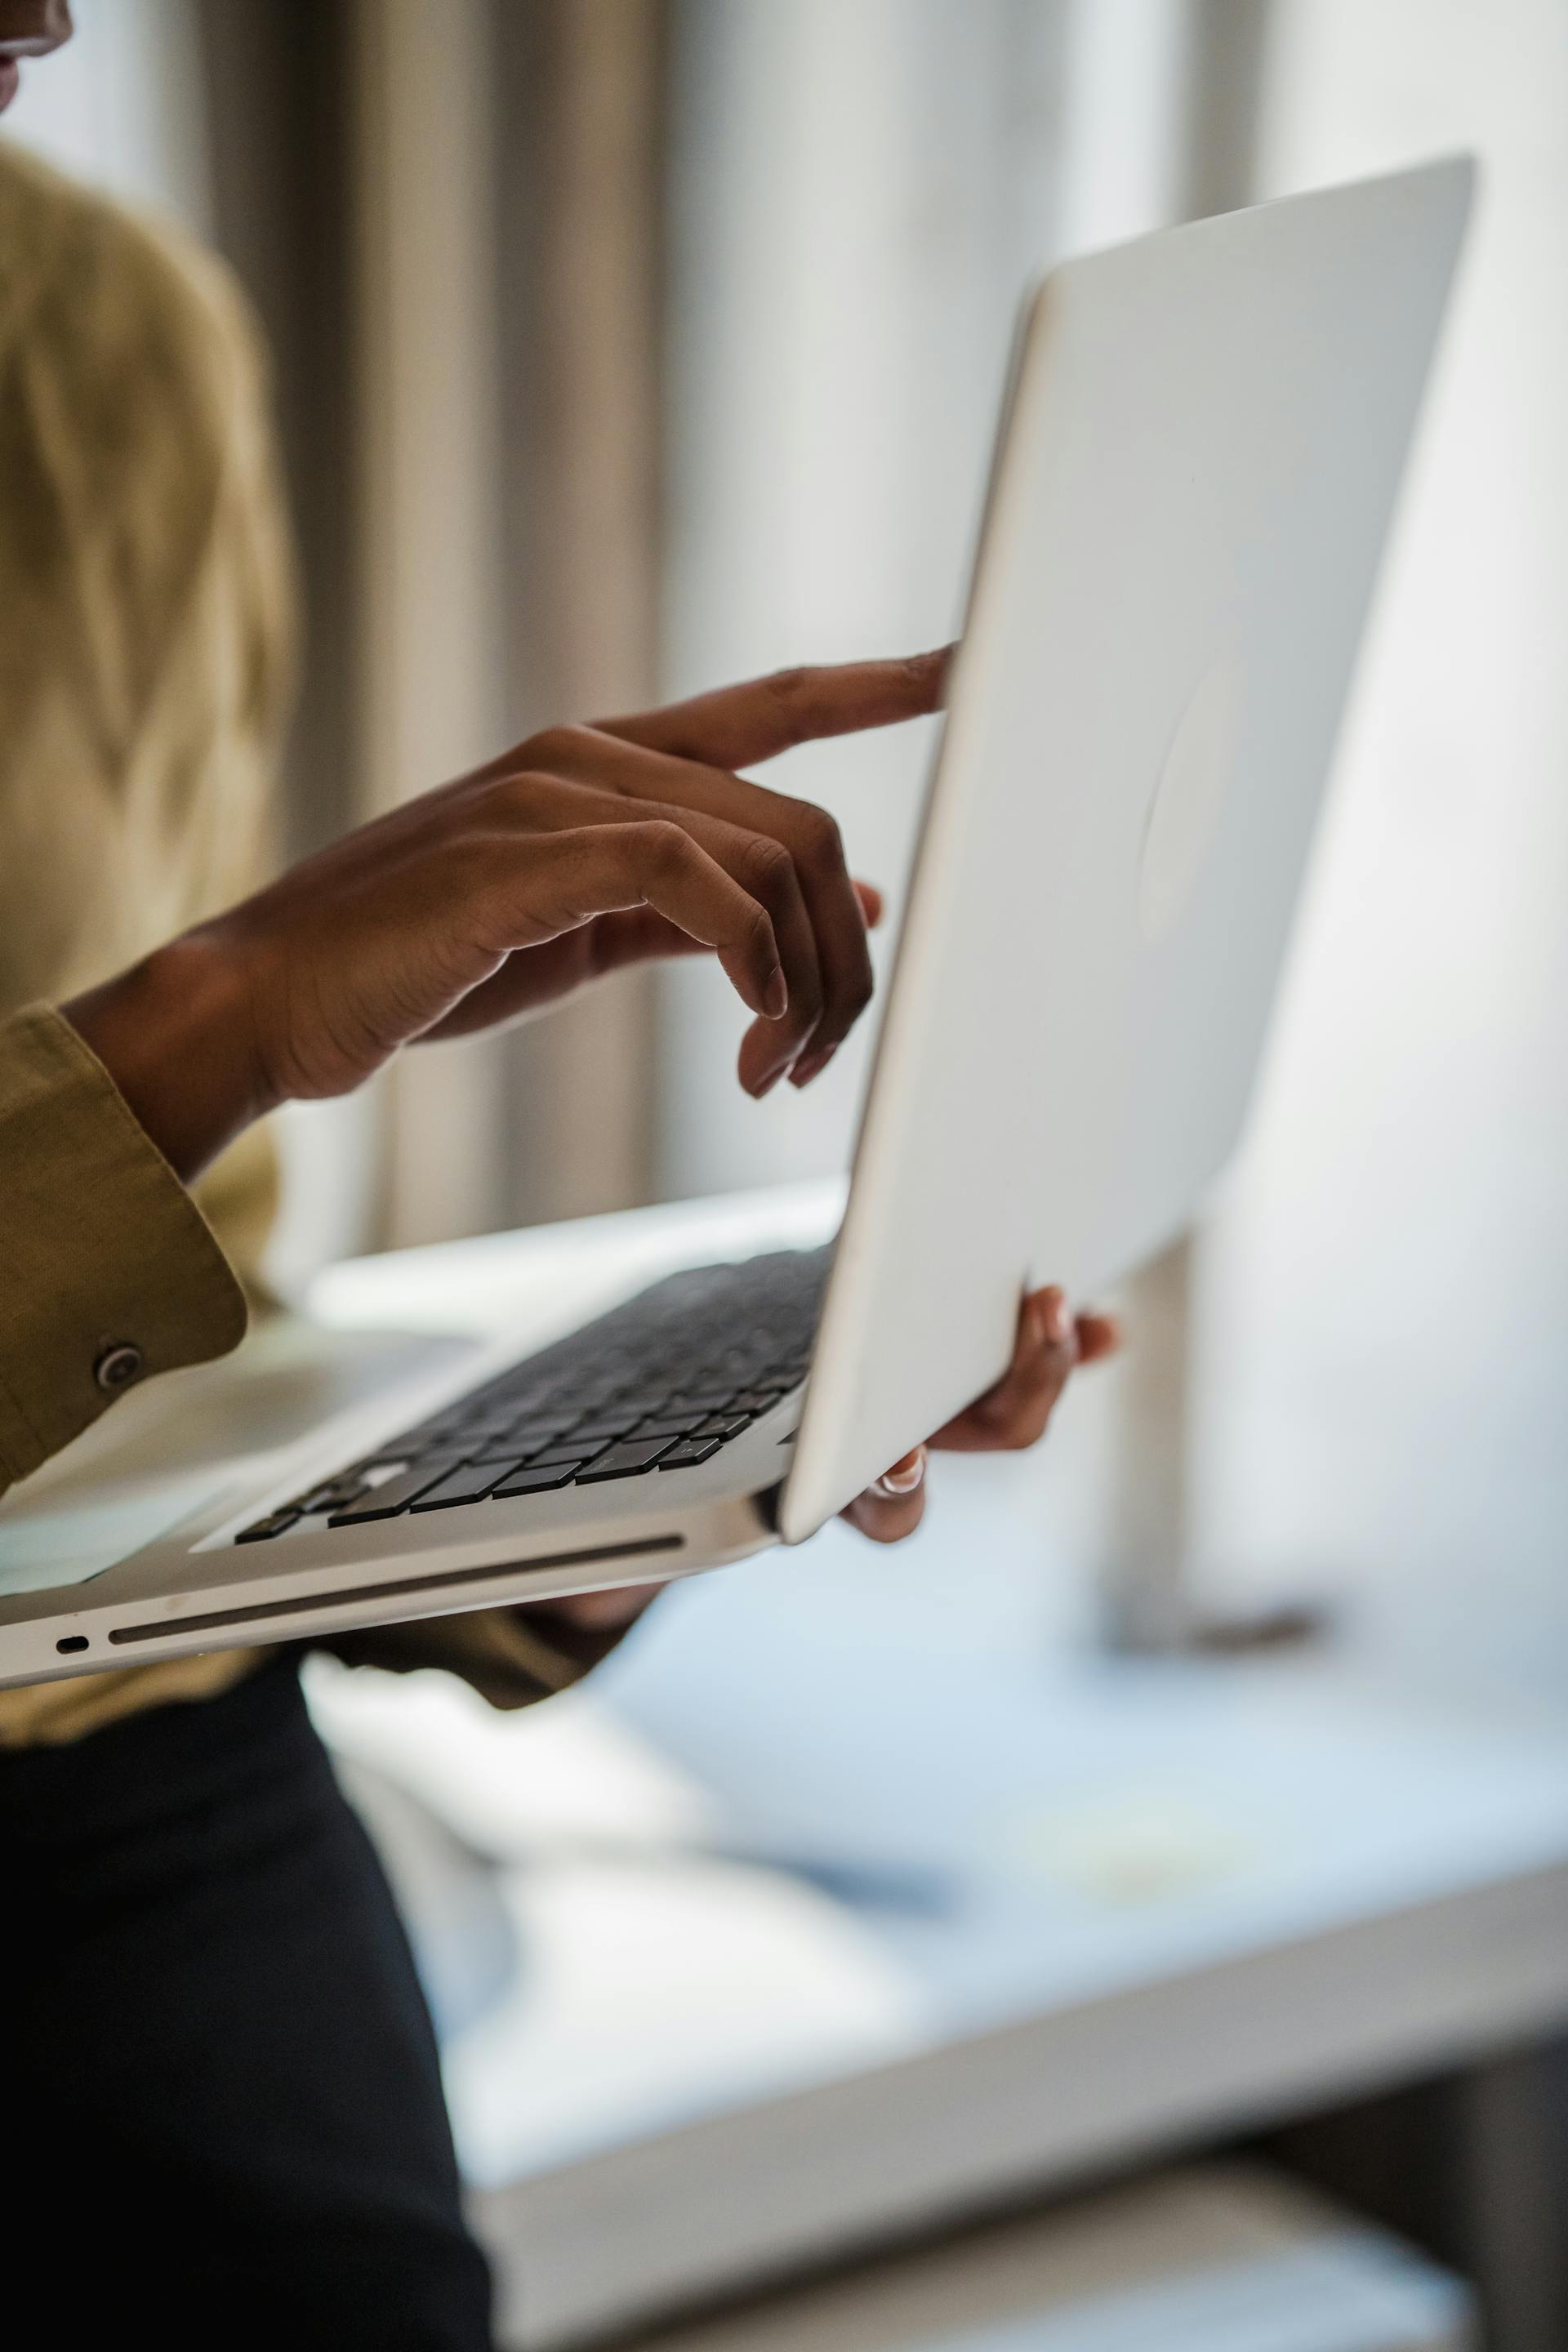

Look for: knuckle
[520,722,591,769]
[797,802,846,871]
[630,817,691,878]
[738,833,795,899]
[484,768,548,822]
[765,664,809,707]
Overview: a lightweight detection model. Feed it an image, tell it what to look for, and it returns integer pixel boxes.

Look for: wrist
[62,929,274,1183]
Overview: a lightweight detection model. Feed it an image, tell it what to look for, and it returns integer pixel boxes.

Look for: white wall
[1192,0,1568,1704]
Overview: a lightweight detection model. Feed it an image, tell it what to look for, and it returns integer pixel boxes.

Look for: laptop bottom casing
[0,1320,795,1692]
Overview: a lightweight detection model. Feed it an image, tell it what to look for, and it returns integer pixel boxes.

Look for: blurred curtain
[490,0,665,1229]
[197,0,666,1262]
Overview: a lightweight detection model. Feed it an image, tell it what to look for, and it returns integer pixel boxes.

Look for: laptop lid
[782,158,1474,1543]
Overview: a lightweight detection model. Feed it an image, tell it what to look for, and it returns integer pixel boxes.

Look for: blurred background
[11,0,1568,1701]
[9,3,1568,2348]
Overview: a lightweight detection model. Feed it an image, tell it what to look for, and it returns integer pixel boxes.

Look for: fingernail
[1044,1290,1072,1347]
[750,1059,791,1099]
[764,967,788,1019]
[877,1446,926,1496]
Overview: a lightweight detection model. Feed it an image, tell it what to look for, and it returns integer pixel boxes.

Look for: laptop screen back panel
[782,161,1473,1542]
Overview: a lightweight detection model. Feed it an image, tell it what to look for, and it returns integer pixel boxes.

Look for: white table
[305,1187,1568,2350]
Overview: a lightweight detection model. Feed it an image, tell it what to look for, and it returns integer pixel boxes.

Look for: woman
[0,7,1113,2344]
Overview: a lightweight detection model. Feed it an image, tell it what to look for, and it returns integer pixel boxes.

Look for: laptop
[0,158,1472,1690]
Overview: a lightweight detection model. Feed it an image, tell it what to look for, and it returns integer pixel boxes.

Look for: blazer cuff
[0,1004,248,1486]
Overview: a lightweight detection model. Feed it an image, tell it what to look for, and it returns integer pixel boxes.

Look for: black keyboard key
[329,1459,465,1525]
[297,1477,369,1514]
[491,1459,590,1497]
[237,1507,302,1543]
[576,1437,678,1481]
[264,1246,834,1544]
[408,1459,522,1512]
[657,1439,721,1469]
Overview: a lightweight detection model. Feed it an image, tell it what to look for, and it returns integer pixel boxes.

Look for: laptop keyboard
[235,1245,831,1543]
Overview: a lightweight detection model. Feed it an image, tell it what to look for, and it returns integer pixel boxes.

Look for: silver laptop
[0,159,1472,1690]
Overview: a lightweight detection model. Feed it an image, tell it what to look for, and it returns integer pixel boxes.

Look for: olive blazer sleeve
[0,1004,248,1499]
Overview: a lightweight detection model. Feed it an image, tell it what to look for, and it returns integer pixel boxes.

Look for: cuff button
[95,1343,145,1395]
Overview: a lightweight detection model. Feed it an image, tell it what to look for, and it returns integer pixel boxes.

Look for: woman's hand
[541,1289,1120,1640]
[839,1286,1119,1544]
[65,635,1103,1629]
[65,653,948,1182]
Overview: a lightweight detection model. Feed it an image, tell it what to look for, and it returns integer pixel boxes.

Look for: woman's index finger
[596,648,952,770]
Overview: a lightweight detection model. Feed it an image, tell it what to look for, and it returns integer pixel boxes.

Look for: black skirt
[0,1652,494,2351]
